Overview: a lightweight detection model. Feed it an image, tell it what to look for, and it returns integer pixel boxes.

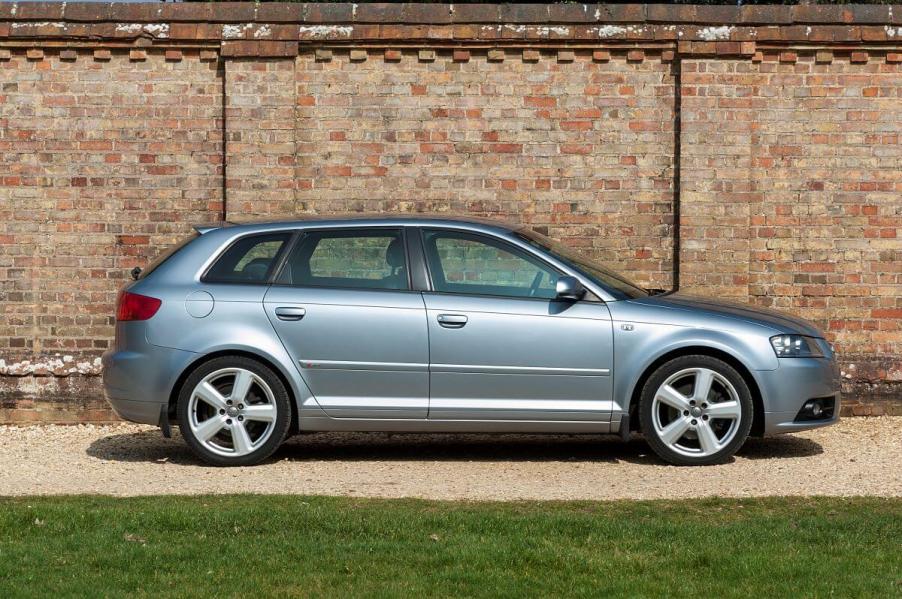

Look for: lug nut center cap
[226,406,240,417]
[690,406,703,418]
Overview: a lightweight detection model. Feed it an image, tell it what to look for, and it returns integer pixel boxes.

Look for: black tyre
[176,356,292,466]
[639,355,753,466]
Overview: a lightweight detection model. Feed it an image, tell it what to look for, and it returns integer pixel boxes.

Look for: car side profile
[103,217,840,466]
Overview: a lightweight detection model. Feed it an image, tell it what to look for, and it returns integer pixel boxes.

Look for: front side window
[276,229,408,290]
[204,233,290,284]
[422,230,559,299]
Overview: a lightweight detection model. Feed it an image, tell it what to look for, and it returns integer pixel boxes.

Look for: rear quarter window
[203,233,291,284]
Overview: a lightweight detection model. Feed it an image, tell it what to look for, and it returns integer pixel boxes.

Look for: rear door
[264,228,429,419]
[419,228,615,422]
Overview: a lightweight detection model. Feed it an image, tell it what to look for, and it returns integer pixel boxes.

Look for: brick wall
[0,3,900,422]
[680,52,902,412]
[293,48,676,288]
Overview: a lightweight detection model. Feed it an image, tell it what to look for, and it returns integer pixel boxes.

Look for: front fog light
[770,334,824,358]
[804,400,824,417]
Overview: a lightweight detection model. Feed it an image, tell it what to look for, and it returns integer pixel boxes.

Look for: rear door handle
[437,314,468,328]
[274,307,306,321]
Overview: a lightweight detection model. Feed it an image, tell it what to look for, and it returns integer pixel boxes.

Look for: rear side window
[204,233,290,284]
[276,229,408,290]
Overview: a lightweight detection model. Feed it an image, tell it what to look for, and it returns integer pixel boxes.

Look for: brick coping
[0,3,901,26]
[0,3,900,51]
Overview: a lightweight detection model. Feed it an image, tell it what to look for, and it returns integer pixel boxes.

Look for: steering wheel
[528,271,544,297]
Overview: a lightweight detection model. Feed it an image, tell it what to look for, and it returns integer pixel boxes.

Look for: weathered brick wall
[0,47,223,420]
[681,52,902,413]
[0,3,900,421]
[225,57,297,219]
[291,48,675,288]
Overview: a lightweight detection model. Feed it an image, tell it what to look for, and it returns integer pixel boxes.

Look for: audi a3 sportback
[103,217,840,466]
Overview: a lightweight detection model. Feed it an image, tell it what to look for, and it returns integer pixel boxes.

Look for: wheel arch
[167,349,300,434]
[627,346,765,437]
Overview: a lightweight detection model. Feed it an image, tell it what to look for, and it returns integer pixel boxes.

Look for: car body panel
[423,293,614,421]
[628,292,826,338]
[263,286,429,419]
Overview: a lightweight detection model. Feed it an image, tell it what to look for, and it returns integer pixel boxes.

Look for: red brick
[489,144,523,154]
[592,50,611,62]
[452,49,470,63]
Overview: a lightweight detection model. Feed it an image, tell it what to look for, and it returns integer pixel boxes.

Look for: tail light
[117,290,162,321]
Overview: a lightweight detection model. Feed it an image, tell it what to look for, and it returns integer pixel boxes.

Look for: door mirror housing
[555,276,585,301]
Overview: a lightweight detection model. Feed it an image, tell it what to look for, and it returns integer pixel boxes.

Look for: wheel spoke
[693,369,715,402]
[231,422,254,455]
[230,370,254,403]
[242,404,276,423]
[659,416,691,446]
[706,400,741,419]
[656,385,691,412]
[195,382,227,410]
[194,416,226,442]
[696,421,721,454]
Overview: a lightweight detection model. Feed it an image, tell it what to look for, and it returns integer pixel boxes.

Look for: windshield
[515,229,649,299]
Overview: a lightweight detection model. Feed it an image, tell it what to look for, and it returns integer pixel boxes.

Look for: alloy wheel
[187,367,278,457]
[650,367,743,458]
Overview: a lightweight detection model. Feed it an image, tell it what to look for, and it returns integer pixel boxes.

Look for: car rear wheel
[639,355,753,466]
[177,356,291,466]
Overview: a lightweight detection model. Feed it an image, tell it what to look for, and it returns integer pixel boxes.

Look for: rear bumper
[757,357,841,436]
[102,329,197,425]
[106,397,166,425]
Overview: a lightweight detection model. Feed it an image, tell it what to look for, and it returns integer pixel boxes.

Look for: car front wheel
[177,356,291,466]
[639,355,753,466]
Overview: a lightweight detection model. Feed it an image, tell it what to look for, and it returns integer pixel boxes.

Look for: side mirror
[555,275,585,301]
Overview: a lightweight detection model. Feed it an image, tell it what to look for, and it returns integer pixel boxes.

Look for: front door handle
[274,307,306,321]
[437,314,468,328]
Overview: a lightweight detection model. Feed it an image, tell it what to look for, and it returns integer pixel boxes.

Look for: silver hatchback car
[103,216,840,466]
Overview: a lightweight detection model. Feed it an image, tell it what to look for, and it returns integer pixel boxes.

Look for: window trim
[200,231,295,286]
[270,226,415,293]
[419,228,567,302]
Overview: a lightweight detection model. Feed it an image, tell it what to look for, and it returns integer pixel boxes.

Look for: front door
[264,228,428,419]
[420,229,615,421]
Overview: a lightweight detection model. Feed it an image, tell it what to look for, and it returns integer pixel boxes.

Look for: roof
[197,214,522,235]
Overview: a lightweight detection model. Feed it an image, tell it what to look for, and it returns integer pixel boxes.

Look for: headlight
[770,334,824,358]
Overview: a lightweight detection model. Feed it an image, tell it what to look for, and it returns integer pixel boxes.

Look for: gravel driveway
[0,417,899,500]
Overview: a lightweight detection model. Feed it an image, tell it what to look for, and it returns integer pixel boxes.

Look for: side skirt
[297,414,614,434]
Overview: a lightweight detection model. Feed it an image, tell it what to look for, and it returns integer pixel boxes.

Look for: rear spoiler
[193,222,235,235]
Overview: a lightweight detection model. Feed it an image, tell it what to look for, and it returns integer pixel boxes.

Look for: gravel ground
[0,417,899,500]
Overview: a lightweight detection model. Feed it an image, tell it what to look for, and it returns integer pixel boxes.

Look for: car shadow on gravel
[86,429,823,466]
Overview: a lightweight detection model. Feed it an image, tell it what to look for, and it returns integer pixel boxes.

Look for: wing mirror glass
[555,275,585,301]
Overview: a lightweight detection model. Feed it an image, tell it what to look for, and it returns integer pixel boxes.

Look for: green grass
[0,496,899,598]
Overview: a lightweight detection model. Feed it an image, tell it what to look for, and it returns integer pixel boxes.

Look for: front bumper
[757,356,841,436]
[102,328,197,426]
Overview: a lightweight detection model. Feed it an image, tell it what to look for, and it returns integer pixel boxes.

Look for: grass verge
[0,495,899,598]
